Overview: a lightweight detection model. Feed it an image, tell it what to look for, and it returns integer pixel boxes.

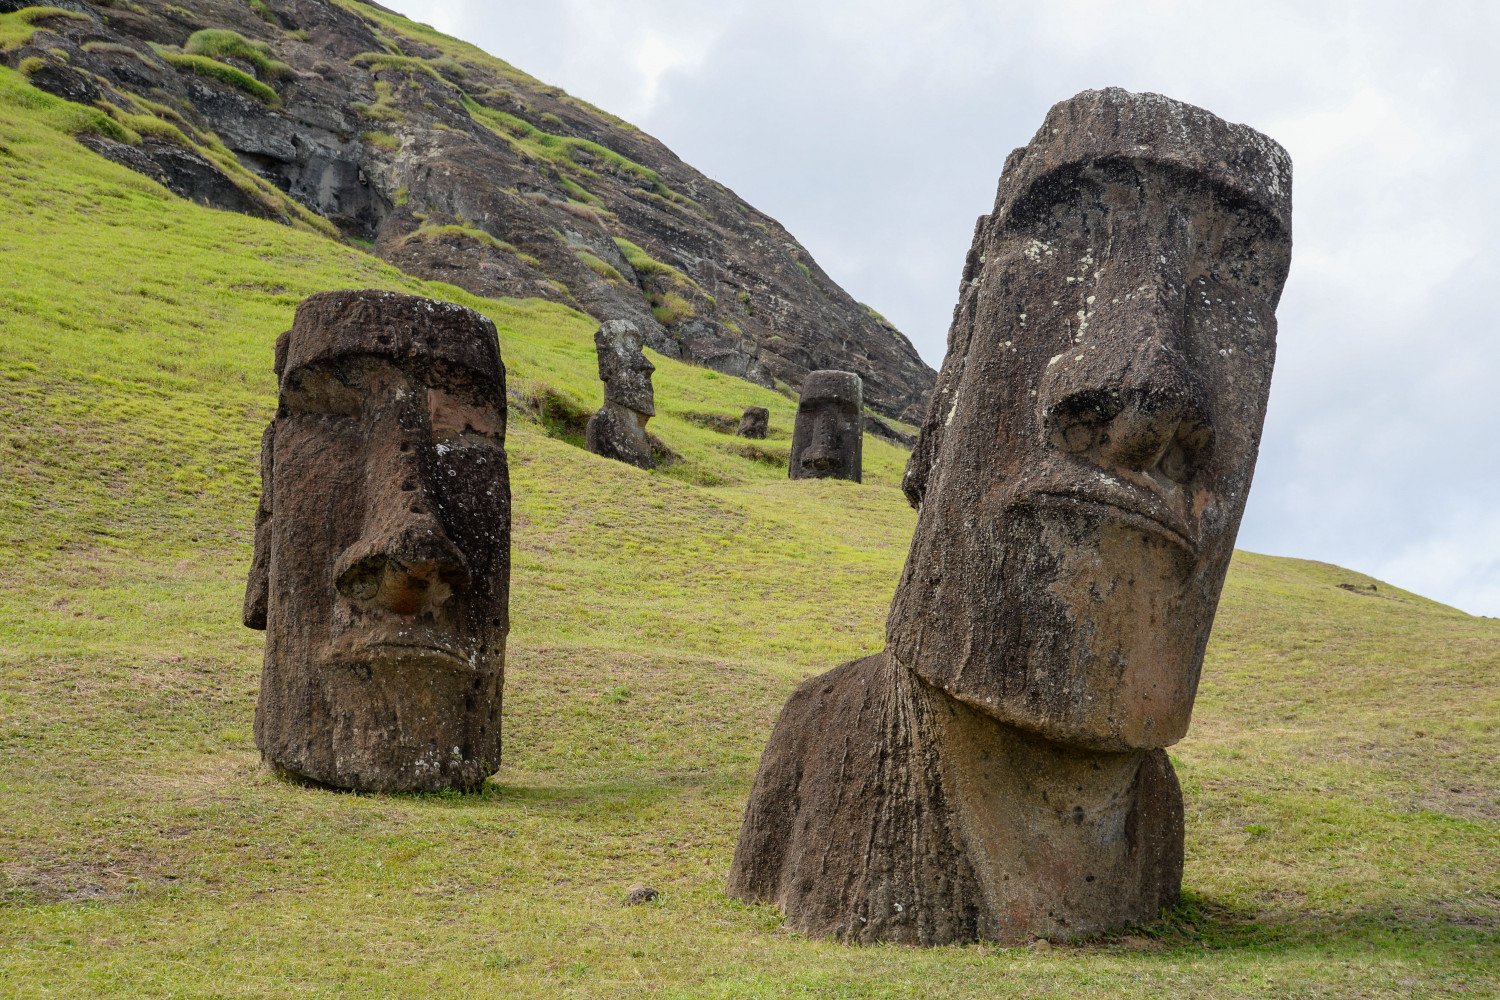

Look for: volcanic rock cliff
[1,0,935,420]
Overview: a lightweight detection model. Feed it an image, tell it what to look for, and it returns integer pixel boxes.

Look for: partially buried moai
[585,319,656,469]
[736,406,769,439]
[728,88,1292,944]
[244,290,511,793]
[789,370,862,482]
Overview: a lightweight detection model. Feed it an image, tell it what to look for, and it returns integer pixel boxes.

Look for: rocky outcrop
[2,0,935,419]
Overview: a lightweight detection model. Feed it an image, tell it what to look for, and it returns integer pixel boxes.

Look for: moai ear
[902,215,988,508]
[242,420,274,630]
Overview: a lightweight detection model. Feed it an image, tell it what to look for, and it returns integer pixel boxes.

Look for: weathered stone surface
[585,320,656,469]
[729,88,1292,944]
[788,370,862,483]
[0,0,936,420]
[625,884,660,906]
[736,406,769,439]
[244,289,510,793]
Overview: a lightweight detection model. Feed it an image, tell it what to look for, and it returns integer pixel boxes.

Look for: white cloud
[384,1,1500,615]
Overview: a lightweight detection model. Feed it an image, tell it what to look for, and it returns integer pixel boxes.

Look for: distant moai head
[889,89,1292,751]
[243,290,510,793]
[737,406,770,439]
[790,370,862,482]
[596,319,655,416]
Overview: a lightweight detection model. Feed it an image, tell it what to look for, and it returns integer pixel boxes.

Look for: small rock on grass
[625,884,659,905]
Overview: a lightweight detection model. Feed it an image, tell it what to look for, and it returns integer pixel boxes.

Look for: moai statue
[736,406,770,439]
[728,88,1292,945]
[243,290,511,793]
[789,370,862,482]
[585,320,656,469]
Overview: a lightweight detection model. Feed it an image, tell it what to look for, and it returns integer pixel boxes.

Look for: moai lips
[729,88,1292,944]
[789,370,862,482]
[244,290,510,793]
[585,320,656,469]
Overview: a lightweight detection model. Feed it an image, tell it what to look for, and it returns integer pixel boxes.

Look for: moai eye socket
[428,386,503,447]
[281,365,362,418]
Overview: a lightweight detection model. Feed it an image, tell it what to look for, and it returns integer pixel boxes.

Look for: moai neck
[894,654,1185,942]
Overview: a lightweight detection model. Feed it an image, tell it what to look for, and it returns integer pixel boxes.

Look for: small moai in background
[729,88,1293,945]
[736,406,769,439]
[585,320,656,469]
[788,370,862,482]
[244,290,511,794]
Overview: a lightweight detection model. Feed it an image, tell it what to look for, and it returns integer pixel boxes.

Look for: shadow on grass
[349,768,747,811]
[1096,890,1497,957]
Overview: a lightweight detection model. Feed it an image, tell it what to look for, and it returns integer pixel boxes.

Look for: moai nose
[335,516,471,615]
[801,417,840,470]
[334,401,472,614]
[1039,250,1214,487]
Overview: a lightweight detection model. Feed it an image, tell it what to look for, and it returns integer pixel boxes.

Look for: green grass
[575,248,626,283]
[80,40,156,66]
[464,96,677,200]
[351,50,449,83]
[360,128,399,151]
[559,174,602,205]
[329,0,639,132]
[19,67,335,239]
[351,77,404,123]
[346,46,682,205]
[183,28,292,80]
[156,50,281,106]
[0,62,139,143]
[0,61,1495,1000]
[613,237,705,326]
[0,6,88,50]
[613,235,684,282]
[651,290,696,326]
[405,222,542,268]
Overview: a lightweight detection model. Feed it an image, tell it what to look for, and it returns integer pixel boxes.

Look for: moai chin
[585,320,656,469]
[789,370,862,482]
[243,290,511,793]
[729,88,1292,945]
[736,406,770,439]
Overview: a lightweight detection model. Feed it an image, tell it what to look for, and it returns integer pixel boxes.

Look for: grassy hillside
[0,65,1496,998]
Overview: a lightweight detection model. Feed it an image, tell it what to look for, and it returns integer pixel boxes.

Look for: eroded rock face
[729,88,1292,945]
[788,370,862,482]
[736,406,769,439]
[585,320,656,469]
[1,0,936,420]
[244,290,510,793]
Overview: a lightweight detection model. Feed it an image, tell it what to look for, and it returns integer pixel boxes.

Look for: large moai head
[243,290,511,792]
[889,89,1292,751]
[789,370,863,482]
[596,319,655,416]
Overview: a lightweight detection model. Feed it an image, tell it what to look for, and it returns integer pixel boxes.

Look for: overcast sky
[388,1,1499,616]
